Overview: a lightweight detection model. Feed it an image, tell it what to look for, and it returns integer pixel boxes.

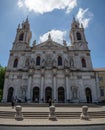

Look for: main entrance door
[7,87,14,102]
[58,87,65,103]
[33,87,40,102]
[85,88,92,103]
[45,87,52,103]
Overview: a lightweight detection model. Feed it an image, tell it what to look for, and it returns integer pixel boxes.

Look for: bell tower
[12,17,32,50]
[69,18,88,50]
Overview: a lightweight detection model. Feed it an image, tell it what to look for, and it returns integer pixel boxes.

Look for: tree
[0,65,6,101]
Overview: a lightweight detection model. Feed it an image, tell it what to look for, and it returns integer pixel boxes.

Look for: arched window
[58,56,62,66]
[13,58,18,68]
[36,56,40,66]
[76,32,81,40]
[81,58,86,68]
[19,33,24,41]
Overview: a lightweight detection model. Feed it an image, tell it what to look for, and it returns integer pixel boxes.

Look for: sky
[0,0,105,68]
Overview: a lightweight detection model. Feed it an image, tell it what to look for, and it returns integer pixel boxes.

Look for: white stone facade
[2,18,100,103]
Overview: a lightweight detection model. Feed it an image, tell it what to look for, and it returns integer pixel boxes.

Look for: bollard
[80,106,89,120]
[49,105,57,120]
[15,105,23,121]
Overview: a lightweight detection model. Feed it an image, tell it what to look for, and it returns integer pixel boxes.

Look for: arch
[58,56,62,66]
[33,87,40,102]
[36,56,41,66]
[81,58,86,68]
[76,32,82,40]
[19,33,24,41]
[13,58,18,68]
[45,87,52,103]
[85,87,92,103]
[7,87,14,102]
[58,87,65,103]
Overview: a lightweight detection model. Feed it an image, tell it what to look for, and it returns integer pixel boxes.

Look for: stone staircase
[0,111,105,119]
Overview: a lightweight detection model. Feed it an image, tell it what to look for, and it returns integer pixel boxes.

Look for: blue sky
[0,0,105,68]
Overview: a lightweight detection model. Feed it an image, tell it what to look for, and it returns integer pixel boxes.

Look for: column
[2,78,8,102]
[53,68,57,102]
[26,75,32,102]
[40,68,45,103]
[26,69,33,102]
[66,76,70,101]
[65,69,70,102]
[40,75,44,102]
[53,75,57,102]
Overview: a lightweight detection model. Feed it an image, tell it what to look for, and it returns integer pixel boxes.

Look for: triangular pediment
[35,39,65,49]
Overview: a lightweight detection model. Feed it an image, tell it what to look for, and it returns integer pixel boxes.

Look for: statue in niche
[29,58,35,69]
[69,58,74,67]
[41,58,46,68]
[46,55,52,68]
[53,59,57,68]
[72,87,78,99]
[20,86,26,102]
[25,58,30,68]
[64,59,69,68]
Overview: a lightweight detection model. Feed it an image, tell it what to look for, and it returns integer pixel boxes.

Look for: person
[11,96,15,109]
[48,98,52,107]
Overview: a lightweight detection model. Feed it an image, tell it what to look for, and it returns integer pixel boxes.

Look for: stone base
[80,113,89,120]
[49,114,57,121]
[15,114,24,121]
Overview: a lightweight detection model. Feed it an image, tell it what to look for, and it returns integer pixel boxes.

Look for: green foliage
[0,65,6,101]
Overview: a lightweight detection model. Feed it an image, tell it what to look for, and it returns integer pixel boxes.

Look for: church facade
[2,18,100,103]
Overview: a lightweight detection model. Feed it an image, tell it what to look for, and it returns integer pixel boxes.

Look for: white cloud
[76,8,94,28]
[39,30,67,43]
[17,0,24,7]
[17,0,77,14]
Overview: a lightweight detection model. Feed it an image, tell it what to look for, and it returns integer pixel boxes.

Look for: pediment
[36,39,64,49]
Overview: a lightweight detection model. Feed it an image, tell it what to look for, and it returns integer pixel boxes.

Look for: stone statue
[25,58,30,68]
[46,55,52,68]
[41,59,46,68]
[64,59,69,68]
[70,58,74,67]
[29,58,35,69]
[53,59,57,68]
[33,40,36,46]
[63,40,67,46]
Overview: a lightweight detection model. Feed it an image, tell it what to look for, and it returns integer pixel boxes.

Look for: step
[0,111,105,119]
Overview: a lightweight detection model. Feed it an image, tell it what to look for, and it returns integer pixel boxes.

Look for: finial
[26,16,29,22]
[33,40,36,46]
[63,40,67,46]
[73,16,76,22]
[81,23,84,28]
[18,24,20,29]
[48,33,51,40]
